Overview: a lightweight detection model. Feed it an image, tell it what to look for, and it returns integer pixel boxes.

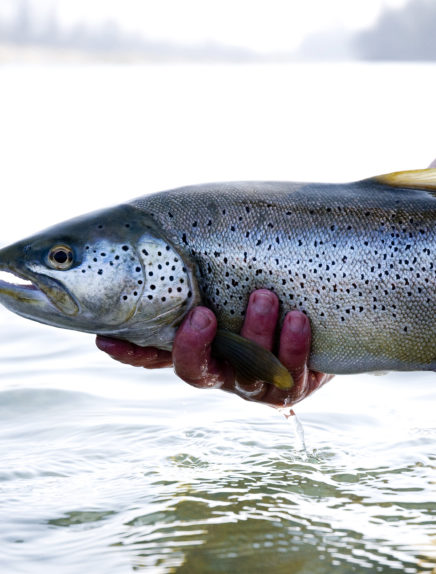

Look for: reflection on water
[0,306,435,574]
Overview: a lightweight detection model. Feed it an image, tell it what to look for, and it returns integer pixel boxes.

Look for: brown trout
[0,168,436,387]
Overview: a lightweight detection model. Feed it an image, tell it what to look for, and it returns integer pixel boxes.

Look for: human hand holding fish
[96,289,333,408]
[1,164,436,414]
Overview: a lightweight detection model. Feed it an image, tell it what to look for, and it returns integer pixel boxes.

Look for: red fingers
[172,307,233,388]
[96,291,330,408]
[95,336,173,368]
[240,290,280,350]
[279,310,311,381]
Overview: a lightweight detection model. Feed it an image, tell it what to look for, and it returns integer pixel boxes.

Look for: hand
[96,289,332,408]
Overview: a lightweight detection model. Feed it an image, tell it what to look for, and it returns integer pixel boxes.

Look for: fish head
[0,204,199,347]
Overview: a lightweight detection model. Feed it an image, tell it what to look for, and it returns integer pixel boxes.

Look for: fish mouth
[0,269,42,299]
[0,266,79,317]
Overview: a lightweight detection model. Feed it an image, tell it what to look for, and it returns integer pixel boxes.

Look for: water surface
[0,307,434,573]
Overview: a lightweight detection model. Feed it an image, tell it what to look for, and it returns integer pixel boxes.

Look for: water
[281,408,309,456]
[0,62,436,572]
[0,305,434,574]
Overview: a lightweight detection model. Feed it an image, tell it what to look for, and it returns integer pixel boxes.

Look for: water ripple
[0,309,435,573]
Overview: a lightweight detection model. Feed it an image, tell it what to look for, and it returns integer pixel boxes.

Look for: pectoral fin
[212,330,293,391]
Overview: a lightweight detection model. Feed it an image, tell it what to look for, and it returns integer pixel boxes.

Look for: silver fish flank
[0,169,436,377]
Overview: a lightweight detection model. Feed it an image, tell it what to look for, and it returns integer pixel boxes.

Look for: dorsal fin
[375,168,436,194]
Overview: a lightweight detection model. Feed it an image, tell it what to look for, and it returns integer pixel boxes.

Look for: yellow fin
[375,168,436,191]
[212,330,293,391]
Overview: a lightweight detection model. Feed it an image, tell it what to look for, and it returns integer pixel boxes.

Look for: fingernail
[190,308,212,331]
[288,312,308,335]
[252,292,274,315]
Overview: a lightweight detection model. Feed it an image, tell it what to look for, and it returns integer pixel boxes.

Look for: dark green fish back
[131,180,436,374]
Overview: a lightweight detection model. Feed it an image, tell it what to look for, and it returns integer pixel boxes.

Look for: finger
[229,289,279,400]
[95,336,173,368]
[172,307,232,388]
[428,158,436,168]
[240,289,279,350]
[278,310,311,381]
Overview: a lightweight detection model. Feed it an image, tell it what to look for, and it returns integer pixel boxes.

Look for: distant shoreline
[0,44,194,64]
[0,42,304,65]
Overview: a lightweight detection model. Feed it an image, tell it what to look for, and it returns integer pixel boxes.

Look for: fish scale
[1,170,436,379]
[132,178,436,373]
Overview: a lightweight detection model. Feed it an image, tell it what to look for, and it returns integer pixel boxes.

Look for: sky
[0,0,409,55]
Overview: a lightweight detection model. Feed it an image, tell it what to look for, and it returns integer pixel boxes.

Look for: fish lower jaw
[0,269,64,318]
[0,270,46,306]
[0,279,56,327]
[0,270,39,291]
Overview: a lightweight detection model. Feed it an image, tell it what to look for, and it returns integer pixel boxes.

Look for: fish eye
[48,245,74,270]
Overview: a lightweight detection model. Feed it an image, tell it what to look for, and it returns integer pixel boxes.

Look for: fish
[1,168,436,388]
